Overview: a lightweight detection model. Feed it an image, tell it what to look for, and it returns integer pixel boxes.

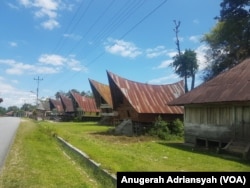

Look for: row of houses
[37,58,250,159]
[38,70,184,127]
[38,90,101,122]
[104,61,249,153]
[90,71,184,134]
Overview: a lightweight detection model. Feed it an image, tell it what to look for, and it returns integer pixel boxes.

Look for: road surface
[0,117,20,171]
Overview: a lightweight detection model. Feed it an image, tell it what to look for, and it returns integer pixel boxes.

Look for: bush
[148,116,184,140]
[168,118,184,136]
[148,116,170,140]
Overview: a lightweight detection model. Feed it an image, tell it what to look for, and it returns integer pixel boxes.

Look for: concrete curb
[56,136,117,184]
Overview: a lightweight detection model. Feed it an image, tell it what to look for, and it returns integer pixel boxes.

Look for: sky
[0,0,221,108]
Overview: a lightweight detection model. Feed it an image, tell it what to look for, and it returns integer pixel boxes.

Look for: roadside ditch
[56,136,117,188]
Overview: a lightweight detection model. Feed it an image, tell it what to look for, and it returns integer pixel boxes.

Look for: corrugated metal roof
[107,71,184,114]
[71,91,100,112]
[169,58,250,106]
[49,98,64,112]
[59,94,74,112]
[89,78,113,108]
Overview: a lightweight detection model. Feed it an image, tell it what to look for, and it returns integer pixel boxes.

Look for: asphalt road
[0,117,20,171]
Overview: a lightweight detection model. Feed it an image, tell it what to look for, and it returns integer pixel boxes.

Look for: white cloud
[66,55,88,72]
[2,60,59,75]
[105,38,142,58]
[0,59,33,75]
[152,44,209,71]
[33,0,58,10]
[0,77,36,108]
[35,66,61,74]
[146,46,169,58]
[0,54,86,76]
[7,3,19,9]
[18,0,31,7]
[148,74,180,85]
[149,44,209,87]
[38,54,88,72]
[9,42,18,47]
[18,0,65,30]
[41,19,59,30]
[153,59,172,69]
[11,80,19,84]
[195,44,210,71]
[39,54,66,66]
[189,35,201,43]
[173,36,184,43]
[63,33,82,41]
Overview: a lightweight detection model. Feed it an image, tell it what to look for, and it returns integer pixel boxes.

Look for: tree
[55,91,66,99]
[172,49,198,91]
[21,103,35,111]
[54,89,93,98]
[69,89,80,96]
[202,0,250,81]
[171,20,198,92]
[7,106,19,112]
[0,107,6,115]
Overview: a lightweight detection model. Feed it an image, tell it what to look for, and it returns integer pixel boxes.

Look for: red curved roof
[89,78,113,108]
[107,71,184,114]
[71,91,100,113]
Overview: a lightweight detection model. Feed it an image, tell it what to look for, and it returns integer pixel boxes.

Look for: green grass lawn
[0,118,249,188]
[0,119,112,188]
[41,120,250,173]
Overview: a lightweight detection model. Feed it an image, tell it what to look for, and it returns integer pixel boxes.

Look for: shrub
[148,116,170,140]
[169,118,184,136]
[148,116,184,140]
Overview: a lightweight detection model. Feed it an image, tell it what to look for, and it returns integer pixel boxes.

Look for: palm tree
[172,49,198,92]
[172,20,198,92]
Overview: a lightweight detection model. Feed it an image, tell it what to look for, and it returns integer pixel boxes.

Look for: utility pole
[34,76,43,108]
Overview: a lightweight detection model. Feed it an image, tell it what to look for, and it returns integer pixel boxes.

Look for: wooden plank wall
[184,104,250,145]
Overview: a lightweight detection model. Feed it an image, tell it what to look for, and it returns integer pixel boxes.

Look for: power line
[44,0,168,91]
[34,76,43,107]
[120,0,168,39]
[86,0,169,67]
[52,0,95,54]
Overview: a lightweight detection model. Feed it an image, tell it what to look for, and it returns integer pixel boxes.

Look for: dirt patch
[89,131,157,144]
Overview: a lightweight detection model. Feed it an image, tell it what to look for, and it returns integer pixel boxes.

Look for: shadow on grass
[157,141,250,166]
[90,129,250,166]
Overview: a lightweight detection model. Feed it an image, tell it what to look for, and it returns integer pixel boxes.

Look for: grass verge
[1,118,250,188]
[41,121,250,173]
[0,118,114,188]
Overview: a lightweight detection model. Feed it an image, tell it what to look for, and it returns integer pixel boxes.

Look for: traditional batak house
[169,58,250,159]
[58,94,75,121]
[89,78,117,125]
[49,98,64,121]
[70,91,101,121]
[36,99,51,120]
[106,70,184,135]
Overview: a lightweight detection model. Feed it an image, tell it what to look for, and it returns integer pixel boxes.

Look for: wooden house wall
[117,97,183,124]
[76,108,100,117]
[184,104,250,146]
[116,98,139,121]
